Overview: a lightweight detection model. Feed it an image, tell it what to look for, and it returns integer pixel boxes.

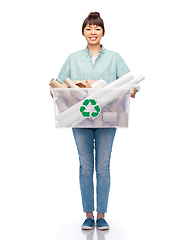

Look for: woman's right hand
[50,87,53,98]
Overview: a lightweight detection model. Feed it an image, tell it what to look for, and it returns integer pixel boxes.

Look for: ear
[102,30,105,37]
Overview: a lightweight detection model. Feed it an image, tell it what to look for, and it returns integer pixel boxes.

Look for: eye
[86,28,91,31]
[96,28,101,31]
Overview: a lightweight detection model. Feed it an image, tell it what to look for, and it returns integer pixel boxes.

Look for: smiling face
[83,24,104,46]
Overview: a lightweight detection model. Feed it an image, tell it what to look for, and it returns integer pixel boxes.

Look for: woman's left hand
[131,88,137,98]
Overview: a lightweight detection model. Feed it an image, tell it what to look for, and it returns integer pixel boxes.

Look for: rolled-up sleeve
[116,54,130,79]
[57,55,71,83]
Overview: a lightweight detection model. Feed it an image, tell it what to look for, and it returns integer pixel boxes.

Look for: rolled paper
[64,78,78,88]
[114,99,125,113]
[49,78,67,88]
[56,72,134,123]
[55,97,68,113]
[117,92,127,104]
[79,118,93,127]
[103,112,118,122]
[94,113,103,127]
[103,91,128,113]
[91,79,107,88]
[49,78,78,104]
[102,105,112,113]
[64,78,86,100]
[71,88,87,100]
[49,78,86,104]
[58,75,144,127]
[49,78,80,110]
[68,93,79,106]
[96,75,145,109]
[119,113,128,127]
[53,88,79,106]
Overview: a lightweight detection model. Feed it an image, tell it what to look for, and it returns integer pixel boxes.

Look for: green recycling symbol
[80,98,101,119]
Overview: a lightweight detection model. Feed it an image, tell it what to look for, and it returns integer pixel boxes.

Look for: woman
[53,12,137,230]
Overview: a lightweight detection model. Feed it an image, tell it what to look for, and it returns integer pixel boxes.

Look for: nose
[91,28,95,35]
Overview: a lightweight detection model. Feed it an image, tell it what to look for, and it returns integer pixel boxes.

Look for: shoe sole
[82,223,95,230]
[97,225,109,230]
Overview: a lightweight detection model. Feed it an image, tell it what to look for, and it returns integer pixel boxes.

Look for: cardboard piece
[75,81,87,88]
[73,79,97,88]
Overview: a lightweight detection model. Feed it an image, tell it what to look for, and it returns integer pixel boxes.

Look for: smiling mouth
[89,37,97,41]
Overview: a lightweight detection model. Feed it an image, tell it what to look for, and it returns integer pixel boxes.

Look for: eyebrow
[86,25,101,28]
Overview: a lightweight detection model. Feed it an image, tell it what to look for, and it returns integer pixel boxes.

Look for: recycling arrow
[79,98,101,119]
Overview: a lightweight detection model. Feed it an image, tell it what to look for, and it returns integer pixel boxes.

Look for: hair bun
[88,12,100,17]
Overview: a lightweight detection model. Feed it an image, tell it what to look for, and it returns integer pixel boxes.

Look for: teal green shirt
[57,45,130,84]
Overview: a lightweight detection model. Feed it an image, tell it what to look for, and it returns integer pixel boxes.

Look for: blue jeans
[72,128,117,213]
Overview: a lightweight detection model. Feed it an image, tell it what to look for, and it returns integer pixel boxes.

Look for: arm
[50,55,71,97]
[57,55,71,83]
[116,54,137,98]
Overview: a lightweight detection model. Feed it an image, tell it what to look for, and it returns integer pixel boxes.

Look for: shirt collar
[85,45,105,57]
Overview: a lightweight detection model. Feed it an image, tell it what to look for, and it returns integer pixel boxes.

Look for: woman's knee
[79,156,94,176]
[96,159,110,177]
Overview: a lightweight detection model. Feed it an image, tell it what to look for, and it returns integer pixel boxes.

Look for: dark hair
[82,12,105,35]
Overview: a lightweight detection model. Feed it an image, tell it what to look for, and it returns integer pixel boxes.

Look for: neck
[87,43,102,57]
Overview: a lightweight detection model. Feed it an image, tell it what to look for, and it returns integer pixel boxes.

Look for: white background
[0,0,181,239]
